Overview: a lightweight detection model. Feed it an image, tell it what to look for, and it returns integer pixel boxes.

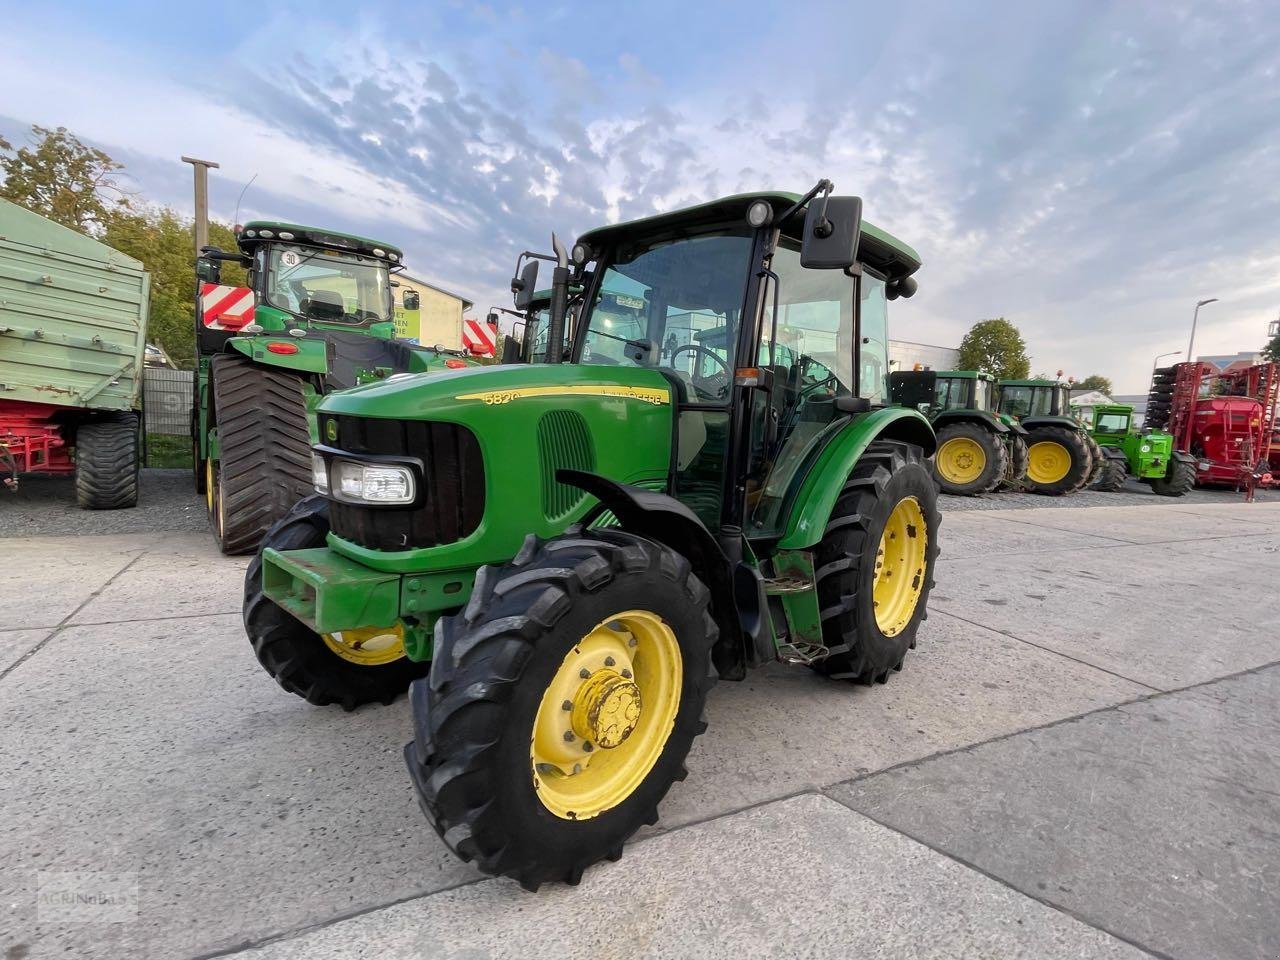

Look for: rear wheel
[811,440,939,683]
[932,422,1007,495]
[1023,427,1092,495]
[1094,456,1127,492]
[210,354,313,555]
[75,414,139,509]
[1150,459,1195,497]
[243,495,427,708]
[405,530,716,890]
[1001,434,1029,490]
[1084,435,1105,486]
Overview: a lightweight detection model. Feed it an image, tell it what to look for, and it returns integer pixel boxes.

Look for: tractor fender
[1171,450,1197,465]
[555,469,762,680]
[1100,446,1128,462]
[933,409,1009,433]
[776,407,935,551]
[1020,415,1082,432]
[228,335,330,375]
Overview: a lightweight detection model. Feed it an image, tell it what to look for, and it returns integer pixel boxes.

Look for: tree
[0,125,133,232]
[1078,374,1113,395]
[956,318,1031,379]
[1263,332,1280,363]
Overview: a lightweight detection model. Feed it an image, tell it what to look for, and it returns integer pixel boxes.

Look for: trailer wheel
[75,414,139,510]
[210,354,313,555]
[1001,434,1029,489]
[406,529,717,891]
[1023,426,1092,495]
[1150,459,1195,497]
[932,422,1007,495]
[1094,457,1128,492]
[811,440,939,684]
[243,495,428,709]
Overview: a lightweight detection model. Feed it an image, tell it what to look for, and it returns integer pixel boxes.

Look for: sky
[2,0,1278,392]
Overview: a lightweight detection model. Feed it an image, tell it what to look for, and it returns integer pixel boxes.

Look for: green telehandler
[890,369,1029,494]
[996,377,1096,495]
[1086,403,1196,496]
[243,183,940,889]
[193,222,474,554]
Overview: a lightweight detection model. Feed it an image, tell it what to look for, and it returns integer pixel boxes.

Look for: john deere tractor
[996,378,1095,495]
[890,369,1029,494]
[1087,403,1195,496]
[193,223,474,554]
[243,183,940,889]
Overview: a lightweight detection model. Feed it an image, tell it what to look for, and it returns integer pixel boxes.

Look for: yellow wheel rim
[205,458,215,515]
[1027,441,1071,484]
[321,623,407,666]
[873,497,928,637]
[531,611,681,821]
[936,437,987,485]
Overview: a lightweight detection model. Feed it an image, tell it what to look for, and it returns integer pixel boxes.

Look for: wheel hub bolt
[621,668,632,679]
[583,742,594,752]
[561,699,573,711]
[604,656,616,667]
[563,731,575,742]
[579,668,591,679]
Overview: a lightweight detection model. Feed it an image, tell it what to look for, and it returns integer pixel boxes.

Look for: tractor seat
[300,289,346,321]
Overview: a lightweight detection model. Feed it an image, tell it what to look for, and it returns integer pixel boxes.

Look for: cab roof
[936,370,996,381]
[576,191,921,282]
[999,379,1065,387]
[237,221,403,261]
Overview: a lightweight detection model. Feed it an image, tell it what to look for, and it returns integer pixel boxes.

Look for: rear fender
[228,335,329,375]
[776,407,934,551]
[1171,450,1197,465]
[556,469,761,680]
[1100,446,1128,462]
[1020,415,1082,432]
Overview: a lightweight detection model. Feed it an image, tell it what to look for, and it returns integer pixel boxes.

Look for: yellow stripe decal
[455,385,670,406]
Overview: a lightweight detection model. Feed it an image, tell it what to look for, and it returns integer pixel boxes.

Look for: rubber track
[75,415,139,509]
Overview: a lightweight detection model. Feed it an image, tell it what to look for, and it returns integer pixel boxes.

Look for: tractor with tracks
[1085,403,1194,495]
[193,222,475,554]
[996,377,1095,495]
[890,369,1029,495]
[243,183,940,890]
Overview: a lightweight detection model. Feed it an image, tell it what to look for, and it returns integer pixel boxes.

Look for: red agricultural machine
[1145,361,1278,498]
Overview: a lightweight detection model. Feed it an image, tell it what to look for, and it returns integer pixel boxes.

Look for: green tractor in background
[1086,403,1196,496]
[193,222,475,554]
[996,377,1096,495]
[890,369,1029,495]
[243,183,940,889]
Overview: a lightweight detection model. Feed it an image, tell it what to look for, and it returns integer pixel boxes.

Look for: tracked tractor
[1086,403,1194,495]
[996,378,1095,495]
[890,369,1029,494]
[193,223,475,554]
[243,183,940,889]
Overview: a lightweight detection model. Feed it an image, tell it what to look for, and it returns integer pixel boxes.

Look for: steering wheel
[669,343,730,400]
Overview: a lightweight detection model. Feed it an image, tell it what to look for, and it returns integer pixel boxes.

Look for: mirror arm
[774,178,833,229]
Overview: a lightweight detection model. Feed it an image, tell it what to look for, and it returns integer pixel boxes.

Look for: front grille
[325,414,484,551]
[537,409,594,519]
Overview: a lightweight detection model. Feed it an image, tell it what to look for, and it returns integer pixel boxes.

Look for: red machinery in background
[1146,361,1278,496]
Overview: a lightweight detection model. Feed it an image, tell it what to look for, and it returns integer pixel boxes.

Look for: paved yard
[2,484,1278,959]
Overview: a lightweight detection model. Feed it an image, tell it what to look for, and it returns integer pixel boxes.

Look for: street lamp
[1152,350,1181,372]
[1186,298,1219,362]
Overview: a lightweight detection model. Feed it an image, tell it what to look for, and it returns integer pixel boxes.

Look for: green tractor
[889,369,1029,495]
[244,183,940,889]
[1086,403,1195,496]
[193,222,475,554]
[996,378,1096,495]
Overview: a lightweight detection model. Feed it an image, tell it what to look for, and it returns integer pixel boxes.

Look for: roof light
[278,231,294,240]
[244,229,256,238]
[389,253,399,262]
[571,242,590,265]
[746,200,773,228]
[372,248,386,257]
[258,229,274,239]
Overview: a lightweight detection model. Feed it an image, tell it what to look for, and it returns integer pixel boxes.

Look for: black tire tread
[932,422,1008,495]
[1150,459,1195,497]
[1023,426,1092,496]
[1094,457,1127,492]
[75,414,139,509]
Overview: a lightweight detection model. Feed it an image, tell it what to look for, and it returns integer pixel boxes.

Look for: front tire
[243,495,428,709]
[1150,459,1195,497]
[1023,426,1092,495]
[932,423,1007,495]
[811,441,940,683]
[1094,457,1128,492]
[405,529,717,891]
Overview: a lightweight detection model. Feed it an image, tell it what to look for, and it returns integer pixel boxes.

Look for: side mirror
[800,195,862,270]
[512,260,539,310]
[486,310,499,324]
[195,257,221,284]
[402,290,421,311]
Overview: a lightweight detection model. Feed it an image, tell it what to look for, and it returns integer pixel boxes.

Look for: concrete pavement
[2,500,1278,959]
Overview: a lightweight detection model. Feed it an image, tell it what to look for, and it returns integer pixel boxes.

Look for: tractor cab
[996,378,1096,494]
[997,379,1071,420]
[1090,404,1134,443]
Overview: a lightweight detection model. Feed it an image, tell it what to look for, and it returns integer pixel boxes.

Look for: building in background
[393,271,473,348]
[888,339,959,372]
[1196,349,1263,375]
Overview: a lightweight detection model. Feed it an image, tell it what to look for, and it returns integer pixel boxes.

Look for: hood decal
[455,384,669,406]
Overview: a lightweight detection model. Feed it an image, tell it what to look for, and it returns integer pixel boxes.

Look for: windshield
[1096,411,1130,433]
[1000,385,1054,418]
[578,231,754,403]
[263,245,392,324]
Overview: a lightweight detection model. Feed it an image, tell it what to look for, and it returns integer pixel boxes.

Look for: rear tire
[406,530,717,890]
[210,354,314,555]
[1084,435,1105,486]
[1094,457,1127,492]
[1023,426,1092,495]
[811,441,939,683]
[243,495,428,709]
[1150,459,1195,497]
[1000,434,1029,490]
[931,422,1007,495]
[75,414,139,510]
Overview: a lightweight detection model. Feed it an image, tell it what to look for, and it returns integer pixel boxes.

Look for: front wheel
[812,440,940,683]
[243,495,427,709]
[405,529,717,891]
[1150,459,1195,497]
[1094,457,1128,492]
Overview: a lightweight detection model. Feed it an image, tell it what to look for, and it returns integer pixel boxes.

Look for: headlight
[312,453,329,494]
[332,459,415,505]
